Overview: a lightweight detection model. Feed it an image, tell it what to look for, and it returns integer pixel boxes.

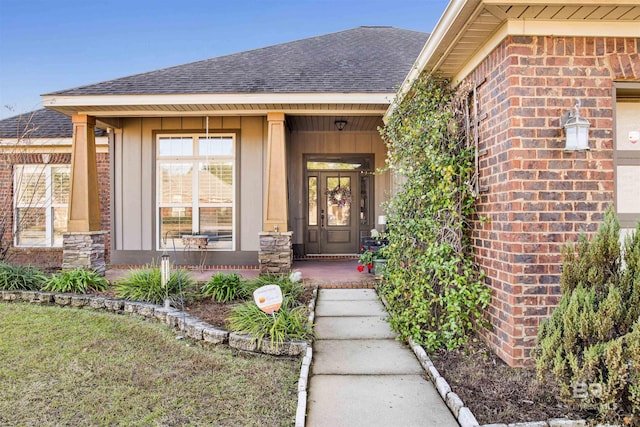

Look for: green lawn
[0,303,300,426]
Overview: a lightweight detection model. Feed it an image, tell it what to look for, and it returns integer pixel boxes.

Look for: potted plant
[372,247,388,277]
[357,249,375,273]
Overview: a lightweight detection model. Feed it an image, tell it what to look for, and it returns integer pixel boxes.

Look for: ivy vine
[378,73,491,351]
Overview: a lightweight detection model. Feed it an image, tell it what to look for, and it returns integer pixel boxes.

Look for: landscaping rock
[185,320,206,340]
[260,339,307,356]
[458,407,480,427]
[435,376,451,399]
[135,303,155,318]
[445,391,464,418]
[20,291,38,302]
[229,333,258,352]
[202,326,228,344]
[1,291,18,301]
[54,294,71,306]
[103,299,124,312]
[427,364,441,382]
[548,420,586,427]
[87,297,106,310]
[36,292,55,304]
[508,422,548,427]
[71,295,89,307]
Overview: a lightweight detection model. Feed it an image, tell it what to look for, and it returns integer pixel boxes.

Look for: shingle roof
[47,27,429,96]
[0,109,106,139]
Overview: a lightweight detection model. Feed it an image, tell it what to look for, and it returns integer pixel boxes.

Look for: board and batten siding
[112,116,265,262]
[288,130,390,246]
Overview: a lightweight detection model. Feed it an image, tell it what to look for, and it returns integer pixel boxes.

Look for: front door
[307,171,359,254]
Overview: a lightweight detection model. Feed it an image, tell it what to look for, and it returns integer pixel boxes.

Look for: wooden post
[263,112,289,232]
[67,114,101,232]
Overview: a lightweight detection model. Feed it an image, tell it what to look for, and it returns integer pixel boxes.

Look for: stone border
[0,289,314,357]
[377,292,588,427]
[295,287,318,427]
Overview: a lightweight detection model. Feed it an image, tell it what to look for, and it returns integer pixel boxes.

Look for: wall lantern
[334,120,347,131]
[561,99,590,151]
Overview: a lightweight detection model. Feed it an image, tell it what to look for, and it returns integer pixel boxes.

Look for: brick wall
[466,36,639,366]
[0,151,111,270]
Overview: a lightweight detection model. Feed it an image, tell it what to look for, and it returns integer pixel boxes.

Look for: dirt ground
[430,338,594,424]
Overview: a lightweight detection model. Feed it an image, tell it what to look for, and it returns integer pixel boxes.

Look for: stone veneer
[258,231,293,275]
[62,231,107,275]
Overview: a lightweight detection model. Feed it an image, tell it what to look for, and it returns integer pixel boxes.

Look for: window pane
[307,161,363,170]
[52,167,70,204]
[199,137,233,157]
[16,167,46,206]
[199,162,233,203]
[159,163,193,204]
[159,207,193,248]
[158,137,193,157]
[16,208,46,246]
[53,207,68,246]
[326,176,351,226]
[308,177,317,226]
[199,207,232,250]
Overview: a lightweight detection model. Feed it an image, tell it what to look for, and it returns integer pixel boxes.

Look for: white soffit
[387,0,640,119]
[41,93,394,117]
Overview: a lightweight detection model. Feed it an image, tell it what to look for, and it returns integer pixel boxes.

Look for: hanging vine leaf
[378,73,490,351]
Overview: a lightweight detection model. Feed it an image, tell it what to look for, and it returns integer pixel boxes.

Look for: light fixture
[334,120,347,131]
[561,99,590,151]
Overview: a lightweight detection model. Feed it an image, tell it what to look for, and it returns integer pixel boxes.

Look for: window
[157,134,235,250]
[14,165,70,247]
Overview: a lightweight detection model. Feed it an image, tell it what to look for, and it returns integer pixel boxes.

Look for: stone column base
[62,231,107,275]
[258,231,293,275]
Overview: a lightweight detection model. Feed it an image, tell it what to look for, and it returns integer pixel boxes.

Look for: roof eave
[42,92,395,117]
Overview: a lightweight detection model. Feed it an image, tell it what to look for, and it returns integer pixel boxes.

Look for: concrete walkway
[307,289,458,427]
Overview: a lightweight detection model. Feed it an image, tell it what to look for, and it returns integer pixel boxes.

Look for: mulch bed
[430,338,594,424]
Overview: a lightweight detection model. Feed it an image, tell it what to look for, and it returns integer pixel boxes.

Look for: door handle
[320,210,325,228]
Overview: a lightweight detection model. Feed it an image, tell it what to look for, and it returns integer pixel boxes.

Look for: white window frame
[13,164,70,248]
[156,133,236,251]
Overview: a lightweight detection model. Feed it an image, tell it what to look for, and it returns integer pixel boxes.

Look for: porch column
[264,112,289,232]
[62,114,106,274]
[259,112,292,275]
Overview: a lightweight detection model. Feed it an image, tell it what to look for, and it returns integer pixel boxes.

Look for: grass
[0,303,300,426]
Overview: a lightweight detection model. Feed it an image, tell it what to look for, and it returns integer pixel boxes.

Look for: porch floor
[104,259,377,288]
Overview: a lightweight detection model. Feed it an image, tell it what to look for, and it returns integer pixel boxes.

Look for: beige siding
[288,131,389,245]
[113,116,266,252]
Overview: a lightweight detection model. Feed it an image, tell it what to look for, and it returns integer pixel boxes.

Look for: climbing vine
[378,73,490,351]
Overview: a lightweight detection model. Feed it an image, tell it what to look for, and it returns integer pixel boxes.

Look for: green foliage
[241,274,304,303]
[227,297,313,347]
[115,265,196,304]
[535,207,640,423]
[0,262,47,291]
[378,73,490,352]
[42,268,109,293]
[200,272,242,302]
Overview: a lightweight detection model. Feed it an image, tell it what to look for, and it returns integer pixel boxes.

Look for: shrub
[227,297,313,347]
[43,268,109,293]
[200,272,242,302]
[378,74,491,351]
[0,262,47,291]
[115,265,195,304]
[535,207,640,424]
[241,274,304,304]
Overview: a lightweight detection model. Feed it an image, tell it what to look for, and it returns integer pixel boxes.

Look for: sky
[0,0,450,119]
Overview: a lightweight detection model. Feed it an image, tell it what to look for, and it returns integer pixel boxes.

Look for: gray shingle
[0,109,106,139]
[47,27,429,96]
